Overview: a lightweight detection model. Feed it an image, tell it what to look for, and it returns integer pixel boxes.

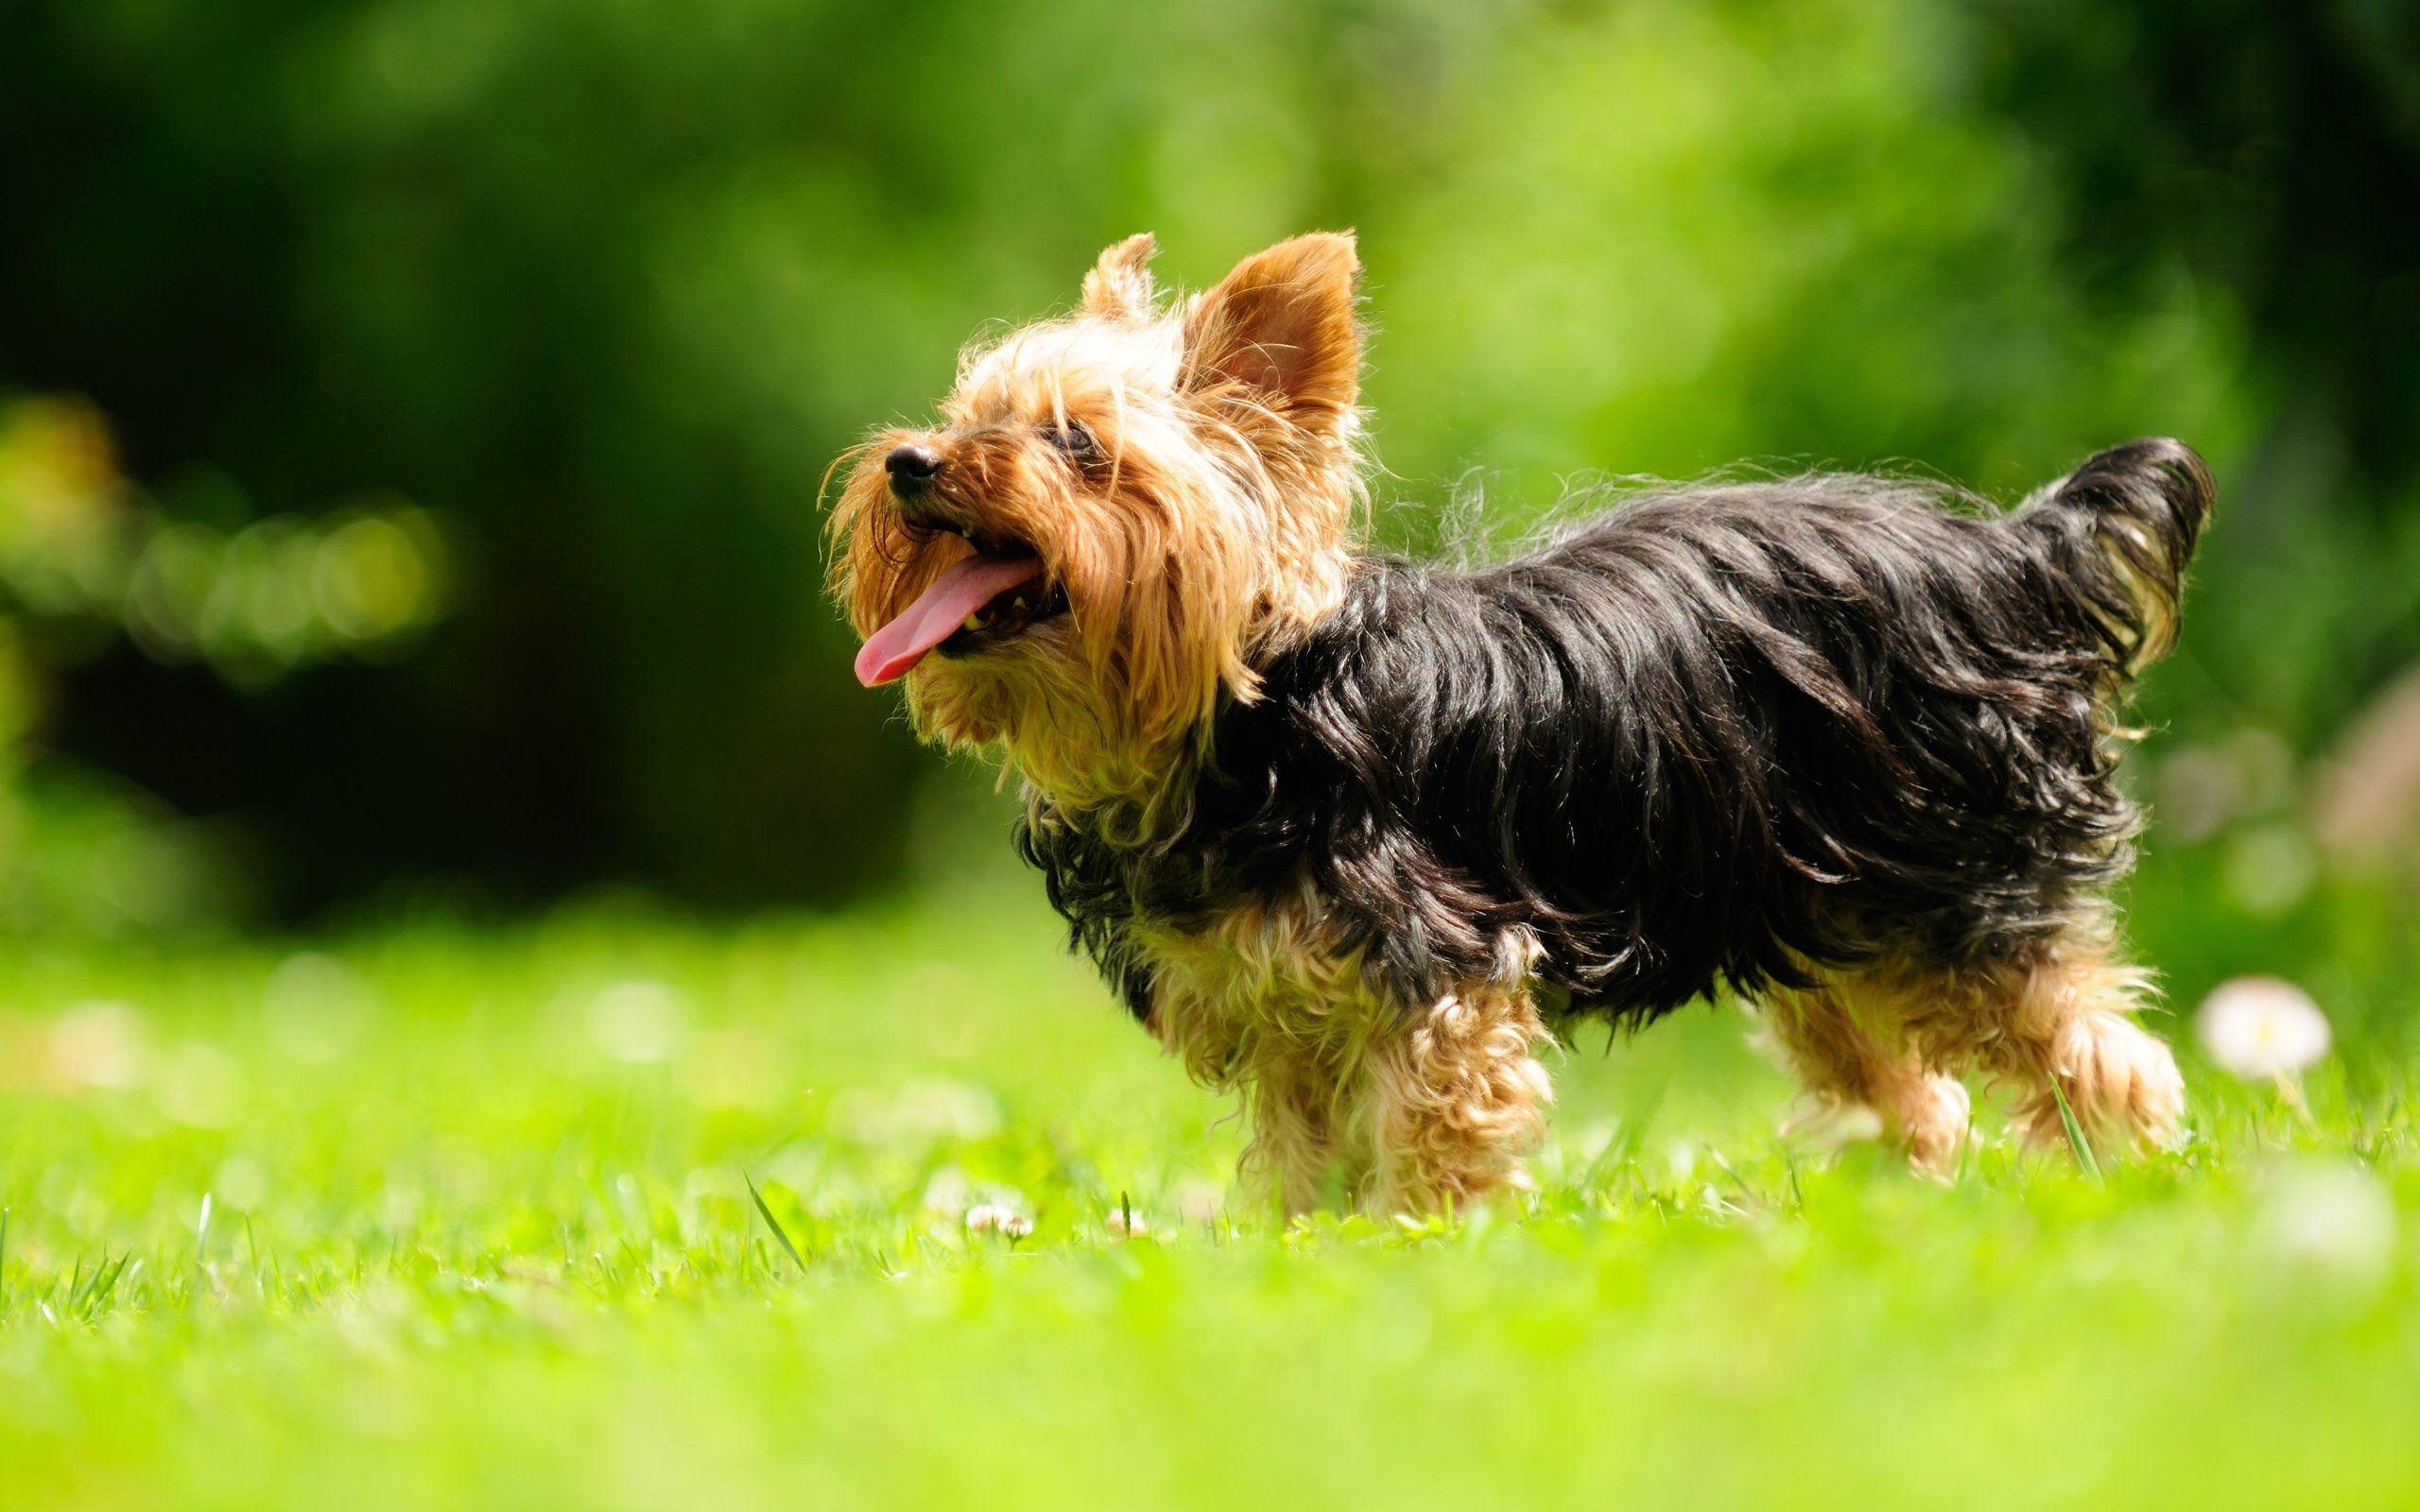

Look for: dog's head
[829,232,1364,818]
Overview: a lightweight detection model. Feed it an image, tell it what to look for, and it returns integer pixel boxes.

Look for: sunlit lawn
[2,850,2416,1509]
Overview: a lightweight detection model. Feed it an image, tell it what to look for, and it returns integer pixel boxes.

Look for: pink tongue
[854,553,1046,686]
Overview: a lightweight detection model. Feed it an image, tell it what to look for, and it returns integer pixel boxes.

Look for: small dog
[832,232,2209,1213]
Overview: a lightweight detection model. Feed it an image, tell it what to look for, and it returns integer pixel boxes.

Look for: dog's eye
[1042,420,1099,460]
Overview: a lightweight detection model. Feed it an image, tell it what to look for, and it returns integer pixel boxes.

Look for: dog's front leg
[1236,1042,1356,1215]
[1360,981,1554,1216]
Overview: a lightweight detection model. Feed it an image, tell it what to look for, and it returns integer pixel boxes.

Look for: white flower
[963,1203,1031,1240]
[2196,975,2331,1080]
[1105,1208,1149,1240]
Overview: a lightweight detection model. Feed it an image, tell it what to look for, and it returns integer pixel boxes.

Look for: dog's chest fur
[1124,880,1393,1087]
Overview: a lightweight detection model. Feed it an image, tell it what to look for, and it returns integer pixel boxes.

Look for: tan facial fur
[828,232,1367,834]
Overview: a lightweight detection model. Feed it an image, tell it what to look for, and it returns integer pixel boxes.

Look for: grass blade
[2049,1079,2101,1180]
[1582,1079,1668,1196]
[189,1193,216,1310]
[1706,1149,1766,1214]
[744,1175,811,1280]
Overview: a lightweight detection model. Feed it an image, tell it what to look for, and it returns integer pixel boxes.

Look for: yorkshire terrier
[832,232,2210,1214]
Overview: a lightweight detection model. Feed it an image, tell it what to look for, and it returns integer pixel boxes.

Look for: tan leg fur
[1141,884,1551,1215]
[1764,922,2183,1172]
[1762,975,1974,1178]
[1360,979,1554,1214]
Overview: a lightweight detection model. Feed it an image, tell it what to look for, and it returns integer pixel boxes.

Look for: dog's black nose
[885,443,943,493]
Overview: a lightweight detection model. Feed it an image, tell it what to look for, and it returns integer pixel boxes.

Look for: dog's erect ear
[1080,232,1160,320]
[1183,232,1360,434]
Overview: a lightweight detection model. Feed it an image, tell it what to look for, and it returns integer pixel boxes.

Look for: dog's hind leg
[1954,933,2185,1157]
[1360,979,1554,1215]
[1762,974,1972,1179]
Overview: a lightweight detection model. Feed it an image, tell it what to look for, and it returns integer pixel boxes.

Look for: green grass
[2,870,2417,1510]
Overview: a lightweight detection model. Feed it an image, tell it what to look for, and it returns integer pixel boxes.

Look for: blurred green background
[1,0,2416,932]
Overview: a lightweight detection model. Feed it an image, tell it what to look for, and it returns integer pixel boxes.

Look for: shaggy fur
[831,232,2209,1212]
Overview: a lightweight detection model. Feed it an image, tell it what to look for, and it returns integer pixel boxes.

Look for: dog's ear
[1080,232,1159,320]
[1184,232,1360,434]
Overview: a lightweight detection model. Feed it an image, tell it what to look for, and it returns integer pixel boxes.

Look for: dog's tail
[2012,437,2216,679]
